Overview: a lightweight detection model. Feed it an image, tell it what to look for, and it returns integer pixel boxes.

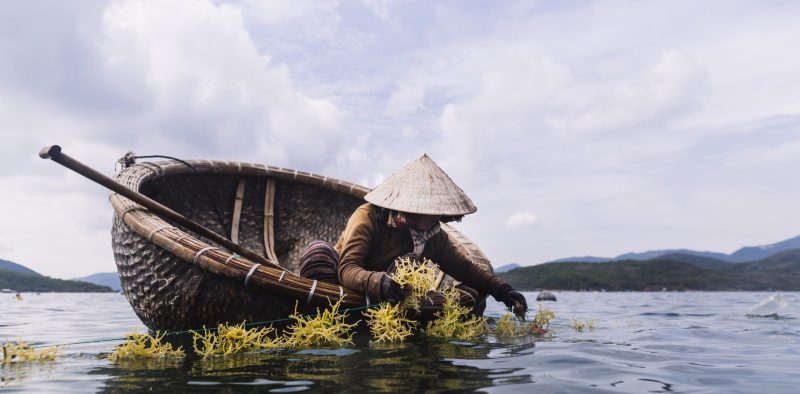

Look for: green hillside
[0,258,39,275]
[499,249,800,291]
[0,268,113,293]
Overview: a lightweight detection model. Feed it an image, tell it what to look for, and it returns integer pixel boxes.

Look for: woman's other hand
[380,274,406,304]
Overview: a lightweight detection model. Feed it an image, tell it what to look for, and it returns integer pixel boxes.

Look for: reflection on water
[1,292,799,393]
[89,339,531,392]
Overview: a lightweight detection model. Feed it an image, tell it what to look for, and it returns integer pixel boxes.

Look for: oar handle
[39,144,280,269]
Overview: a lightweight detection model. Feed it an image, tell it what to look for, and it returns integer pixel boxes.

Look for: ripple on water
[640,312,681,317]
[642,344,707,354]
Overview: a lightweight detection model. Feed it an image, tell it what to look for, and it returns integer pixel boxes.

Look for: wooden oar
[38,144,282,269]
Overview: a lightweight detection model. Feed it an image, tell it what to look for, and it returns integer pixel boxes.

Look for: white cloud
[506,212,539,228]
[98,0,345,166]
[386,84,426,117]
[237,0,340,28]
[360,0,394,20]
[3,0,800,277]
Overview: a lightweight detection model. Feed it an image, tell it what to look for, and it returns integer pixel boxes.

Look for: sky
[1,0,799,279]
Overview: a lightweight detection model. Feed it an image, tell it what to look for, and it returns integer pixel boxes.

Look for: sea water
[1,292,798,393]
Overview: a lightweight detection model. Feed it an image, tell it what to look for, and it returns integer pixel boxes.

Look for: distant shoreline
[498,250,800,292]
[1,268,115,293]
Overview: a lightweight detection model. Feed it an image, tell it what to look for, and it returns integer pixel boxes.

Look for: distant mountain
[495,263,521,273]
[728,235,800,262]
[725,249,800,289]
[616,249,730,262]
[654,253,732,271]
[72,272,121,291]
[551,234,800,264]
[552,256,610,263]
[500,248,800,291]
[0,258,113,292]
[0,258,39,275]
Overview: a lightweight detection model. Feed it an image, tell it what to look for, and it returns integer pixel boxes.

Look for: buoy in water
[536,291,556,301]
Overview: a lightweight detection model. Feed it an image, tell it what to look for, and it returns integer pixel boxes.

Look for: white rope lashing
[223,254,239,266]
[307,280,318,304]
[193,247,219,265]
[147,225,175,241]
[244,264,261,287]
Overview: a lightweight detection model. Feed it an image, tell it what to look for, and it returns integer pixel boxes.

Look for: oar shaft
[39,145,279,268]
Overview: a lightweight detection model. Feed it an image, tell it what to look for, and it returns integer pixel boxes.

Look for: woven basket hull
[110,160,493,331]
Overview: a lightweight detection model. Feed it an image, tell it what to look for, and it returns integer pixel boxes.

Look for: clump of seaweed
[282,299,358,347]
[364,302,418,343]
[192,322,282,358]
[108,331,184,361]
[570,320,598,332]
[390,256,438,311]
[530,304,556,335]
[493,313,529,338]
[426,287,489,340]
[1,341,59,364]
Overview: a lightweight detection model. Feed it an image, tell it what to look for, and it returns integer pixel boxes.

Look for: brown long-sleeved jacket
[334,203,505,302]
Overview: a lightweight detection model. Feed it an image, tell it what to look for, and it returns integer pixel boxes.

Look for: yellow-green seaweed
[1,341,59,364]
[108,331,184,361]
[570,319,598,332]
[390,256,438,311]
[192,322,281,358]
[493,313,529,338]
[364,302,418,343]
[425,287,489,340]
[531,304,556,332]
[282,299,358,347]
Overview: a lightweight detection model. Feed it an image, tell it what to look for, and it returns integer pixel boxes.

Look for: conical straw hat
[364,154,477,216]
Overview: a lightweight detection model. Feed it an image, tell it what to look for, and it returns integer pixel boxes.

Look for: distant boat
[1,288,14,293]
[111,159,493,331]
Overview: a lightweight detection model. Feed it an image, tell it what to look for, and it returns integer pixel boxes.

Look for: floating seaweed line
[27,304,381,351]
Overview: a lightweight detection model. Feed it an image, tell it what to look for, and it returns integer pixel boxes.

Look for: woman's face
[406,213,441,231]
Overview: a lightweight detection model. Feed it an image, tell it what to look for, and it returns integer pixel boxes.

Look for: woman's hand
[380,274,406,305]
[495,283,528,318]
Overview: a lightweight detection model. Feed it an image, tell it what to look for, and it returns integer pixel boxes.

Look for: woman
[299,154,527,314]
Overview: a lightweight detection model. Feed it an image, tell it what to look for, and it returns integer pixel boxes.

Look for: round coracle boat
[110,159,494,331]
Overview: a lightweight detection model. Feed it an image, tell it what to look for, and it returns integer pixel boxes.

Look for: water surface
[1,292,798,392]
